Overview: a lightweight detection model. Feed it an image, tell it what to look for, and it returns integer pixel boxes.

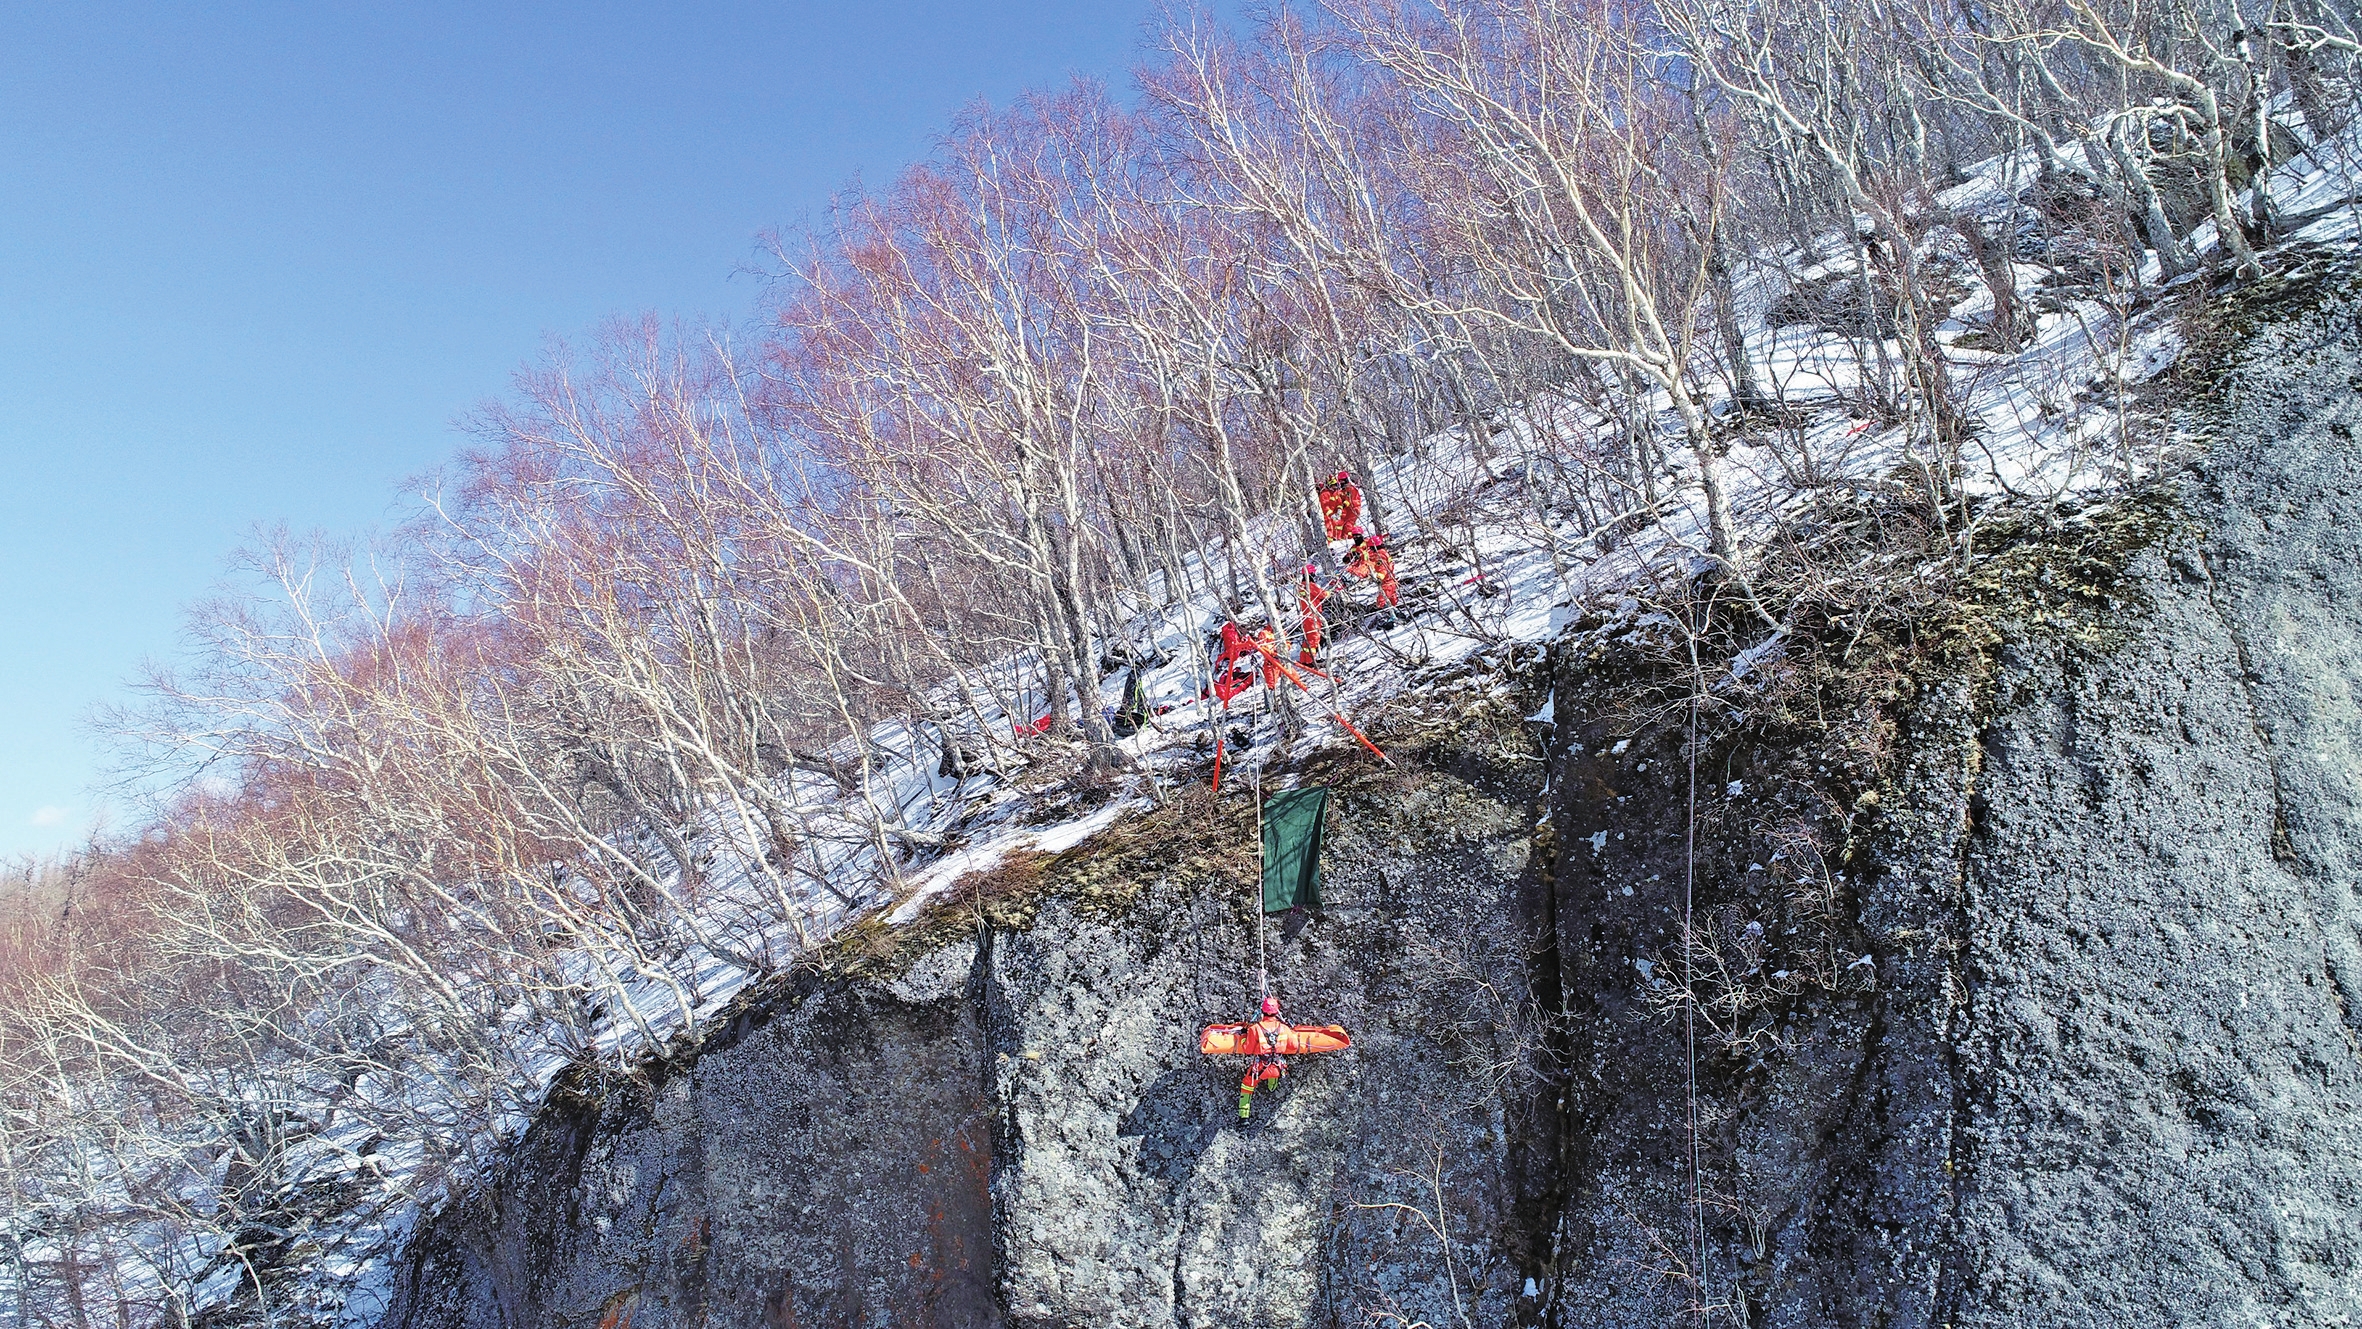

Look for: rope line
[1254,753,1268,1002]
[1685,683,1708,1317]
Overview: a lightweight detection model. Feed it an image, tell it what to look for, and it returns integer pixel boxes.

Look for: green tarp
[1260,786,1328,914]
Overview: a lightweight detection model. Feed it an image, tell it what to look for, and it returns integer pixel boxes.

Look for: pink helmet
[1260,995,1281,1017]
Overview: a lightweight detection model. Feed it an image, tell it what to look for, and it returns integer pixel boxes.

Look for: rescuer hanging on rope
[1199,769,1349,1120]
[1200,994,1351,1119]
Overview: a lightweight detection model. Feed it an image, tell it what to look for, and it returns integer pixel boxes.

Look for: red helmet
[1260,995,1280,1017]
[1334,470,1351,483]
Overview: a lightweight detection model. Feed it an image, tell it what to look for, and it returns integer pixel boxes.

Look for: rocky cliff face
[378,273,2362,1329]
[1542,271,2362,1328]
[382,757,1557,1329]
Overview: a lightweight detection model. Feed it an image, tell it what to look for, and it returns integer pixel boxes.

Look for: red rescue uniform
[1297,570,1329,665]
[1318,472,1363,542]
[1345,535,1400,608]
[1200,998,1352,1119]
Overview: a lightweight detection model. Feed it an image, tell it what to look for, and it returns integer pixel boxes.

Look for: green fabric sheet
[1260,786,1328,913]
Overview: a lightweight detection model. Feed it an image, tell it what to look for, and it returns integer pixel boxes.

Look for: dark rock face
[378,281,2362,1329]
[381,774,1556,1329]
[1946,297,2362,1326]
[1536,280,2362,1328]
[387,942,1004,1328]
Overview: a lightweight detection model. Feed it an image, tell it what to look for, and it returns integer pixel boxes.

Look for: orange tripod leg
[1262,654,1389,763]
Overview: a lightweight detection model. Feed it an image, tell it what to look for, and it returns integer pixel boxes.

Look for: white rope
[1685,686,1708,1315]
[1254,752,1268,1002]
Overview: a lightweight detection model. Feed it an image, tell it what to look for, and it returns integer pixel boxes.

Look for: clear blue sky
[0,2,1226,861]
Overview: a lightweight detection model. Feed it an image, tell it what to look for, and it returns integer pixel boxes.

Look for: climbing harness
[1202,993,1351,1119]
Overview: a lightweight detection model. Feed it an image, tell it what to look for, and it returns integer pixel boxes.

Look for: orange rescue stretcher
[1200,999,1352,1119]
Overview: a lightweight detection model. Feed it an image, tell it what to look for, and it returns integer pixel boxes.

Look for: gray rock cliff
[378,274,2362,1328]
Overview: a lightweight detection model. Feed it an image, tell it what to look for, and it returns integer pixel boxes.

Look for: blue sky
[0,2,1224,861]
